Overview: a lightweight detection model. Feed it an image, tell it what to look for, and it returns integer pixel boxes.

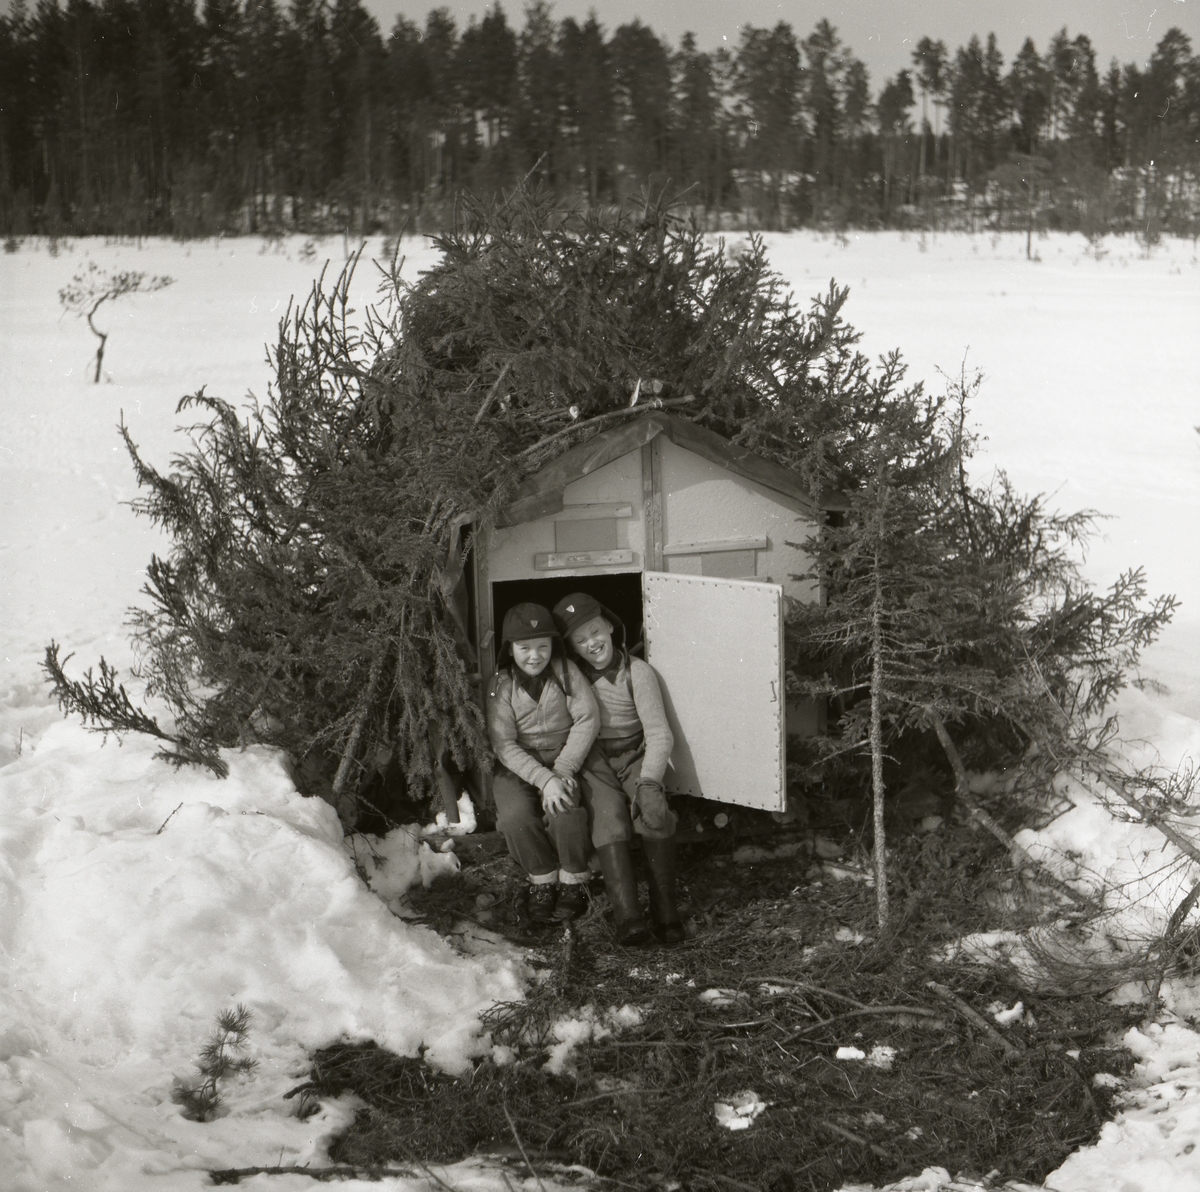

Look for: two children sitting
[486,595,683,944]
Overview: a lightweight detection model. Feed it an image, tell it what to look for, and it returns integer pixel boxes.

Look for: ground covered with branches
[295,817,1140,1192]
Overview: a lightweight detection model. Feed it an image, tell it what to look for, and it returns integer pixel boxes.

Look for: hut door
[642,572,785,813]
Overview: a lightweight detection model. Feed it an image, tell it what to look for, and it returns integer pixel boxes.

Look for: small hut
[463,409,827,815]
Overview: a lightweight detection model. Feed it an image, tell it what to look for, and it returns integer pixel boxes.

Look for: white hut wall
[656,437,821,738]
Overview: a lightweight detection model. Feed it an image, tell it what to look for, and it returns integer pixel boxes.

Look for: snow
[2,229,1199,1189]
[713,1089,771,1131]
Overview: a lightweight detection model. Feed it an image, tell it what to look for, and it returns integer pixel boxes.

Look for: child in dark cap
[553,592,684,944]
[487,602,626,924]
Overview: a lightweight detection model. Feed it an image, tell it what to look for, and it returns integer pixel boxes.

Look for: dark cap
[501,602,559,645]
[552,592,608,639]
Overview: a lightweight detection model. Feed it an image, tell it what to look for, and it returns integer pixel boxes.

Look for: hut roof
[498,412,829,527]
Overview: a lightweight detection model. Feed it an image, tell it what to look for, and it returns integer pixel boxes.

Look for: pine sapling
[59,260,175,382]
[174,1005,257,1121]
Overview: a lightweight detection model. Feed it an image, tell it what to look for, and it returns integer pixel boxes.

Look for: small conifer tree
[790,370,1176,928]
[59,261,175,382]
[174,1005,257,1122]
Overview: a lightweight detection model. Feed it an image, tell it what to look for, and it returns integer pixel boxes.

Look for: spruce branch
[42,642,228,778]
[175,1005,257,1122]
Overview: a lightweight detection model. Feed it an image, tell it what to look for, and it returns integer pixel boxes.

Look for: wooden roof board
[497,412,821,528]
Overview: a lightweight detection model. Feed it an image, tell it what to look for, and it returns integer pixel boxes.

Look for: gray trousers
[492,744,627,879]
[596,734,678,841]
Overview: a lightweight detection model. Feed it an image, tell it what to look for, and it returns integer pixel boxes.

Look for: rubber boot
[596,842,653,946]
[641,837,685,944]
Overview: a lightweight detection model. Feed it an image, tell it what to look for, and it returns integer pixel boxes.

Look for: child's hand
[541,776,575,815]
[634,779,671,831]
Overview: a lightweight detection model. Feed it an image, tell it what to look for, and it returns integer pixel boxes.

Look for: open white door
[643,571,785,812]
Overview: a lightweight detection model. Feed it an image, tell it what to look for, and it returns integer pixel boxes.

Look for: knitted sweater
[590,656,674,785]
[487,658,599,791]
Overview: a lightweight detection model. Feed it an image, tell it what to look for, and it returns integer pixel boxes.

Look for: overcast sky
[363,0,1200,85]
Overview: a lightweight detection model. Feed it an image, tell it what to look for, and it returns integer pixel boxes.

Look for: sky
[364,0,1200,86]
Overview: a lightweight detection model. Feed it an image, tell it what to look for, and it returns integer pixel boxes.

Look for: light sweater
[590,656,674,785]
[487,658,599,791]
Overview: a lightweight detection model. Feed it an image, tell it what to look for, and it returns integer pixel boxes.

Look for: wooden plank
[475,541,494,681]
[662,535,768,556]
[661,416,819,515]
[642,440,664,572]
[552,502,633,521]
[533,549,635,571]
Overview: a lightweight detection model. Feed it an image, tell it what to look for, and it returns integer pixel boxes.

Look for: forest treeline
[2,0,1198,238]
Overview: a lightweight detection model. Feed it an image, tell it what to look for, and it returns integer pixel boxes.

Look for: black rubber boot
[641,837,685,944]
[596,842,653,945]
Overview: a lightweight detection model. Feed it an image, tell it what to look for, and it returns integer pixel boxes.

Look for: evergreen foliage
[45,190,1173,848]
[174,1005,257,1122]
[47,190,932,822]
[2,0,1197,237]
[789,370,1176,925]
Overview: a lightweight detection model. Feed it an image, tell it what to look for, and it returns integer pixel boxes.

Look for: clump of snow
[1046,1021,1200,1191]
[713,1090,770,1131]
[542,1005,644,1075]
[421,791,478,837]
[832,1043,896,1073]
[698,987,747,1007]
[866,1045,898,1071]
[988,998,1036,1027]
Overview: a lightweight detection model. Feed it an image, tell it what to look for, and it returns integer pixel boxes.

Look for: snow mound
[0,721,524,1189]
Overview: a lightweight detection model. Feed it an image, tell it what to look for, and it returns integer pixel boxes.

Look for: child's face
[511,636,553,677]
[569,616,614,669]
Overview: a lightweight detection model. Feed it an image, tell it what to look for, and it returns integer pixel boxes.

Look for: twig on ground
[931,714,1091,910]
[816,1119,890,1159]
[927,980,1023,1058]
[1168,877,1200,937]
[503,1104,548,1192]
[1148,875,1200,1013]
[750,977,868,1007]
[156,802,183,834]
[209,1164,411,1184]
[708,1173,770,1192]
[781,1003,946,1043]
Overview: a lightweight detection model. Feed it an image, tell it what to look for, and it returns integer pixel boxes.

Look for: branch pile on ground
[301,827,1139,1191]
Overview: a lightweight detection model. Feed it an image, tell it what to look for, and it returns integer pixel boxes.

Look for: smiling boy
[553,592,684,943]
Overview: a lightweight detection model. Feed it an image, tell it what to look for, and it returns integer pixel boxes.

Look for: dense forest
[1,0,1198,238]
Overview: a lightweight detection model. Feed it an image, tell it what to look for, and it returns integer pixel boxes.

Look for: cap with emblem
[500,602,560,646]
[552,592,628,652]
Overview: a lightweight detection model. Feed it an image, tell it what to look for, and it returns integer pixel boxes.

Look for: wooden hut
[466,411,827,815]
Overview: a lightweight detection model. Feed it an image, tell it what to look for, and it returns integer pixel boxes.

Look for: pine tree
[790,371,1175,929]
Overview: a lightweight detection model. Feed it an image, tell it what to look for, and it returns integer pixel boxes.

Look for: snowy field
[1,230,1199,1191]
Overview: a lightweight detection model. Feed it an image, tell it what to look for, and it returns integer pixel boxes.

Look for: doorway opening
[491,571,645,658]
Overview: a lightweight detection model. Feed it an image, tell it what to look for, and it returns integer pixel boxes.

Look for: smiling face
[568,615,614,670]
[510,636,554,677]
